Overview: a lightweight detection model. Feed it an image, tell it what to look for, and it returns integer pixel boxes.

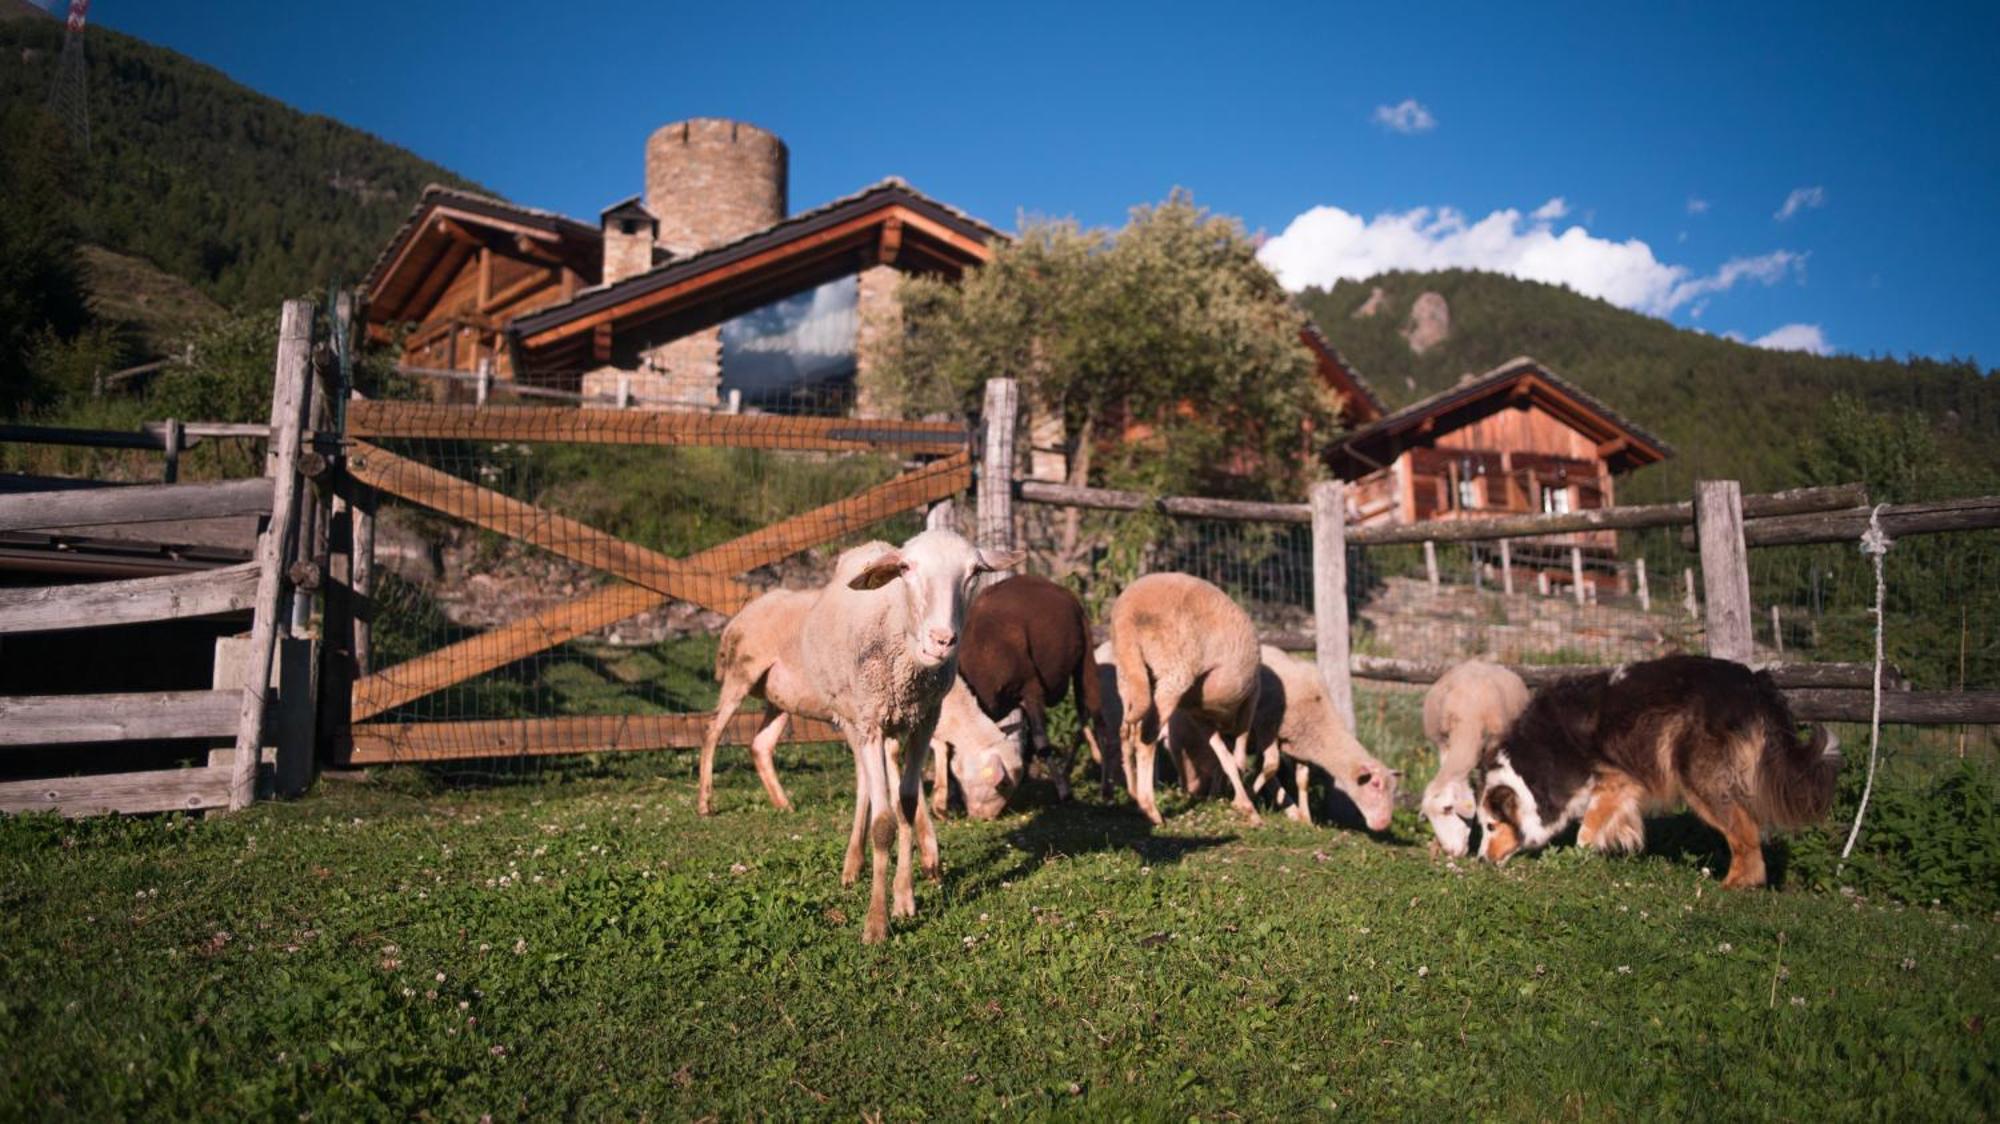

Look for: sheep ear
[847,553,908,591]
[974,548,1025,574]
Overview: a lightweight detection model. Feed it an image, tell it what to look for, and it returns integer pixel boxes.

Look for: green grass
[3,745,1996,1119]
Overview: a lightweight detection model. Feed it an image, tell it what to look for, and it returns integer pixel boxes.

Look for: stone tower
[604,119,790,408]
[645,118,788,257]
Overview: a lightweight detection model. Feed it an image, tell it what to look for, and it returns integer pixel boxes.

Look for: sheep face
[1423,775,1477,856]
[847,530,1023,668]
[952,737,1023,820]
[1338,767,1398,833]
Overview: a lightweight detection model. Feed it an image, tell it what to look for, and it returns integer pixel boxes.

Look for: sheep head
[846,529,1023,668]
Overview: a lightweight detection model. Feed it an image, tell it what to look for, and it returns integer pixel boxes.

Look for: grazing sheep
[1251,646,1398,830]
[947,574,1117,809]
[1108,573,1264,825]
[787,529,1021,943]
[1478,655,1841,889]
[931,680,1025,821]
[1420,660,1530,856]
[1096,639,1213,799]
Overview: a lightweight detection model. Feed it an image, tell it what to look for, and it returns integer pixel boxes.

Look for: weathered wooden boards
[1310,481,1355,732]
[1696,480,1754,663]
[0,767,233,817]
[0,690,240,746]
[346,711,844,765]
[0,561,259,634]
[0,477,272,533]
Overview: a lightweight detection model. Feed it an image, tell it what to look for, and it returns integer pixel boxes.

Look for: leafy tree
[879,192,1336,499]
[0,106,93,412]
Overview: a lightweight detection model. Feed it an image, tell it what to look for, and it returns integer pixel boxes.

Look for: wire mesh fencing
[339,388,970,774]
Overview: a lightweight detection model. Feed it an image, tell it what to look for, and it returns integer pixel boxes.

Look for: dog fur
[1477,655,1841,888]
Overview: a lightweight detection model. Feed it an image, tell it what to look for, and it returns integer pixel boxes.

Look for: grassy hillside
[0,7,484,312]
[1301,271,2000,501]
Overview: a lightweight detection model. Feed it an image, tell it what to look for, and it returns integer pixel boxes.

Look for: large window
[718,275,857,414]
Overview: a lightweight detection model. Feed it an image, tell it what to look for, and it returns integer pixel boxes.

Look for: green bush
[1786,762,2000,911]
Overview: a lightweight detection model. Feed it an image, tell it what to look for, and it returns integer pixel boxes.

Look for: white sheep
[1420,660,1529,856]
[784,529,1020,943]
[698,543,1017,824]
[1221,645,1398,831]
[1107,573,1264,825]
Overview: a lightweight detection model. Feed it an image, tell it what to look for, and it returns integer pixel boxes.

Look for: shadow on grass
[1486,811,1803,887]
[942,795,1240,905]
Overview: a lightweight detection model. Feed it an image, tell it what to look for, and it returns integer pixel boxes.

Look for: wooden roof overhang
[1299,321,1386,427]
[1328,357,1672,478]
[364,188,602,326]
[507,183,996,377]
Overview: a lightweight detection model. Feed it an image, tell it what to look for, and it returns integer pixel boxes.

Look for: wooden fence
[0,298,334,815]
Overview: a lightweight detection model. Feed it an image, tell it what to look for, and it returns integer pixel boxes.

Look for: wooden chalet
[363,186,603,381]
[1327,356,1672,582]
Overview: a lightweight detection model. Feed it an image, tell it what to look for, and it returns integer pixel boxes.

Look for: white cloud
[1751,323,1831,354]
[1686,197,1710,215]
[1257,201,1804,317]
[1531,197,1570,221]
[1774,186,1825,221]
[1372,99,1436,134]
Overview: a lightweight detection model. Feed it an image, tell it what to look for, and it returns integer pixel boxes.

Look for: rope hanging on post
[1838,503,1894,865]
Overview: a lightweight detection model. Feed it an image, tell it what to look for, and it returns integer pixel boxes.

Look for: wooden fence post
[1771,604,1785,654]
[1635,556,1650,611]
[978,378,1019,555]
[1499,539,1514,594]
[1695,479,1753,662]
[1570,546,1586,606]
[161,418,182,484]
[230,299,314,810]
[925,498,957,534]
[1311,480,1355,733]
[475,358,492,407]
[1423,540,1439,593]
[1684,567,1699,621]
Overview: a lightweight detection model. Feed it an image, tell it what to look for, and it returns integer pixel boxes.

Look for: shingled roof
[1331,355,1673,472]
[363,185,601,317]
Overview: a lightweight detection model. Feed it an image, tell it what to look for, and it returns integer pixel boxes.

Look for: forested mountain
[0,6,483,311]
[1300,272,1999,501]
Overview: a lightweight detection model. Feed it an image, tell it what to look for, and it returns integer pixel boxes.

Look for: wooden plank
[1735,495,2000,547]
[1310,481,1354,731]
[348,440,756,614]
[231,300,313,810]
[1696,480,1753,663]
[350,453,972,720]
[347,400,967,455]
[0,478,272,533]
[1019,480,1308,523]
[1346,483,1868,546]
[0,561,260,634]
[1786,690,2000,725]
[979,379,1018,552]
[350,582,659,722]
[0,690,242,746]
[0,767,232,817]
[345,711,846,765]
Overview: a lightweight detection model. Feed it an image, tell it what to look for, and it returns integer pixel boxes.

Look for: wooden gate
[331,401,972,765]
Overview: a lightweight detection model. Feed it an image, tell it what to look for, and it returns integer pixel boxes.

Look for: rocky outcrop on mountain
[1402,291,1450,354]
[1351,285,1389,319]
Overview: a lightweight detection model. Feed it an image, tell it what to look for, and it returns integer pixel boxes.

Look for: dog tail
[1755,717,1843,829]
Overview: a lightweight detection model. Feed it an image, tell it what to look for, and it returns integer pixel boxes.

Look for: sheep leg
[931,736,952,818]
[892,723,935,917]
[1026,700,1070,802]
[696,675,754,816]
[860,730,895,944]
[1081,710,1114,799]
[842,736,868,887]
[1251,739,1282,798]
[1286,762,1314,824]
[747,705,793,812]
[1134,675,1191,825]
[1206,729,1264,826]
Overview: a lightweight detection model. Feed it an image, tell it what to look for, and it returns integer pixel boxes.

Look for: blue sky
[68,0,2000,366]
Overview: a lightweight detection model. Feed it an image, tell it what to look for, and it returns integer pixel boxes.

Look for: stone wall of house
[645,118,788,257]
[852,264,901,418]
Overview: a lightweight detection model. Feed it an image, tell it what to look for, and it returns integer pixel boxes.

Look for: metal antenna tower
[45,0,91,155]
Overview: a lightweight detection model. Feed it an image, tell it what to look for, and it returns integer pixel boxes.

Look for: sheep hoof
[1284,805,1311,825]
[862,914,888,944]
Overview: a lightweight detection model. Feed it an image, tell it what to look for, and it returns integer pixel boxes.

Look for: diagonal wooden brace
[350,450,971,721]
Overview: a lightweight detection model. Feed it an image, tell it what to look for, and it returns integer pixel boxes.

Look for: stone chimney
[600,197,659,286]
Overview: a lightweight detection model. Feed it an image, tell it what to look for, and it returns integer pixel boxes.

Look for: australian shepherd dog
[1476,655,1842,888]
